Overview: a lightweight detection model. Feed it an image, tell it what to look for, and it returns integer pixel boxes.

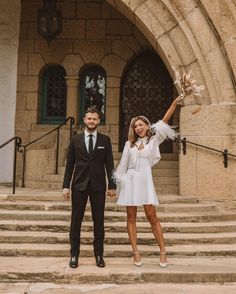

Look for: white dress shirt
[84,129,97,152]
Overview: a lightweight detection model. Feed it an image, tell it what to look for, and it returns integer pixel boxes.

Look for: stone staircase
[0,191,236,284]
[24,152,179,194]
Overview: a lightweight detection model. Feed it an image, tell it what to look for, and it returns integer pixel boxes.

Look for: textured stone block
[17,54,28,76]
[16,93,26,110]
[35,40,73,64]
[86,20,106,39]
[106,87,120,107]
[62,54,84,75]
[27,54,45,76]
[112,40,133,61]
[77,2,101,19]
[101,2,111,19]
[60,20,85,39]
[74,40,111,63]
[107,20,132,36]
[101,54,125,77]
[106,76,121,88]
[18,39,34,53]
[17,76,38,93]
[26,93,38,111]
[106,106,119,124]
[15,110,37,131]
[59,1,77,19]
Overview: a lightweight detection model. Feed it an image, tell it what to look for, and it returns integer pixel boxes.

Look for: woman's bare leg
[144,204,167,264]
[126,206,141,263]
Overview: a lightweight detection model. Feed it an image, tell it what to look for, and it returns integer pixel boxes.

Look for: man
[62,107,116,268]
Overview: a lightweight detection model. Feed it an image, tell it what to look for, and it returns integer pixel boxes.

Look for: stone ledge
[0,256,236,284]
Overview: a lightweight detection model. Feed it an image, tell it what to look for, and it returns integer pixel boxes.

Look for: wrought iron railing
[0,117,74,194]
[19,117,74,188]
[0,136,22,194]
[180,137,236,168]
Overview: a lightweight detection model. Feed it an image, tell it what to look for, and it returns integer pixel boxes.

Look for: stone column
[65,76,79,124]
[0,0,21,183]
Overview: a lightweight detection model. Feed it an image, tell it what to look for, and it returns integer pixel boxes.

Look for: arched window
[39,65,67,124]
[79,66,106,124]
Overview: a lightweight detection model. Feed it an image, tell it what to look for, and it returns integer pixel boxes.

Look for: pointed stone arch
[106,0,236,105]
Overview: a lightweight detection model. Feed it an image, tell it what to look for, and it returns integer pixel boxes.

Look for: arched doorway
[119,50,174,152]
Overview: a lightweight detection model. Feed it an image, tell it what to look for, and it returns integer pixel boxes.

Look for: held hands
[62,188,70,201]
[106,189,116,198]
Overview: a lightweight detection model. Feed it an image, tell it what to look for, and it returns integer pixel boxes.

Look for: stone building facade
[0,0,235,200]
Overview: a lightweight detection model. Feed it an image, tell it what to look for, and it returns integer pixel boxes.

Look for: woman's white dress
[114,120,177,206]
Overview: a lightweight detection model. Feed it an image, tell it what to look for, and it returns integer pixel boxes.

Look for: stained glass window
[40,65,67,124]
[79,66,106,124]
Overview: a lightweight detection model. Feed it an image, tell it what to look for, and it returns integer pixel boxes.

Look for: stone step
[1,282,236,294]
[153,177,179,185]
[0,209,235,222]
[152,168,179,176]
[58,159,179,175]
[23,180,179,192]
[1,220,236,233]
[1,231,236,245]
[0,193,198,204]
[47,170,179,181]
[0,243,236,258]
[23,182,179,194]
[112,152,179,161]
[0,256,235,283]
[0,201,217,213]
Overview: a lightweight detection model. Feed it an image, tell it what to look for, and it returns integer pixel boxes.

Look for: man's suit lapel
[92,133,102,159]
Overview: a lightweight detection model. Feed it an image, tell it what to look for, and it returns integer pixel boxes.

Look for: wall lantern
[37,0,62,45]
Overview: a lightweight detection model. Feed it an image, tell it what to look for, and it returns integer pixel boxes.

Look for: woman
[114,97,180,268]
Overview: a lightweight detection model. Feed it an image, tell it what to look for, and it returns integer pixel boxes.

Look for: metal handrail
[19,117,75,187]
[0,136,22,194]
[180,137,236,168]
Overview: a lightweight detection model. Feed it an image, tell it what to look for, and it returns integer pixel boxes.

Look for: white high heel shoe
[160,251,168,268]
[132,251,143,267]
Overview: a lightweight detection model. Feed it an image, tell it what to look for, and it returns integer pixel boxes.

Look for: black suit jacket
[63,132,116,191]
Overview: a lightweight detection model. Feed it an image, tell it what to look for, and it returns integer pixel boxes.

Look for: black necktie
[88,134,93,158]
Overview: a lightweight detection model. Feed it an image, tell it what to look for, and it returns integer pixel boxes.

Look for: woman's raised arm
[162,96,181,123]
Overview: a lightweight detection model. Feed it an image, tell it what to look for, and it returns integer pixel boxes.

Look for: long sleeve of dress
[113,141,130,183]
[151,120,178,145]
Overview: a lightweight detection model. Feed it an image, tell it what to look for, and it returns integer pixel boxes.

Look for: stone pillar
[0,0,21,183]
[65,76,79,124]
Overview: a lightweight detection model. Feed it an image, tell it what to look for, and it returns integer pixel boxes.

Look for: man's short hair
[84,106,100,118]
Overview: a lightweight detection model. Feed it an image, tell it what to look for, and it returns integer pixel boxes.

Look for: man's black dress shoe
[69,256,78,268]
[95,256,105,268]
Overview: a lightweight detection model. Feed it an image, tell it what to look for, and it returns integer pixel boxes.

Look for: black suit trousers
[70,184,106,258]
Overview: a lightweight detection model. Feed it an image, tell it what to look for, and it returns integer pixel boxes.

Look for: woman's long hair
[128,116,153,147]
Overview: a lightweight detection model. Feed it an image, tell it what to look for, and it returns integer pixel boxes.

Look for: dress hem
[117,202,159,206]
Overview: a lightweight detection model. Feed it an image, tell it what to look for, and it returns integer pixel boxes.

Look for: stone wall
[0,0,21,183]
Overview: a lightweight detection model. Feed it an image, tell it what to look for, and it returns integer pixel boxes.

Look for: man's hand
[106,189,116,197]
[63,188,70,201]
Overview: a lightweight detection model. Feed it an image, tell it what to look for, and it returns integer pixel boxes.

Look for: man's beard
[85,123,97,131]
